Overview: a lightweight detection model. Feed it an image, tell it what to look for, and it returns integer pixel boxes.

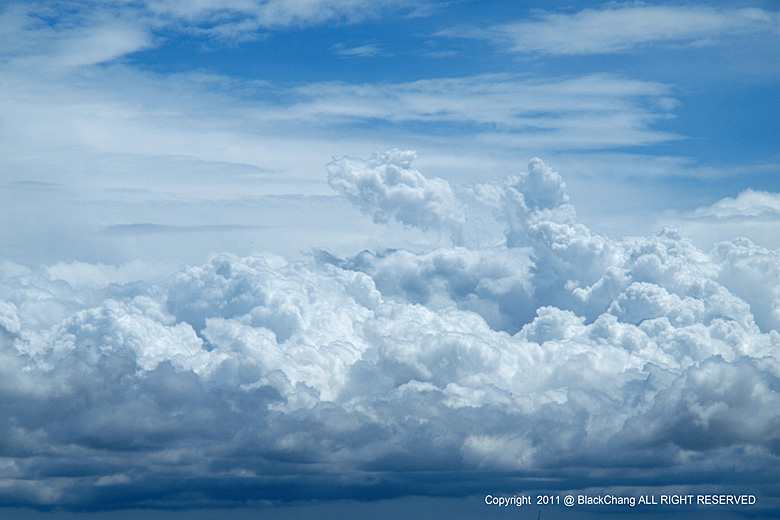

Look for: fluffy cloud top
[327,149,466,243]
[1,153,780,514]
[690,189,780,220]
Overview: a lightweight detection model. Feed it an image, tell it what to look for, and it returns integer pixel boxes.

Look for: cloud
[327,149,466,243]
[690,189,780,220]
[622,357,780,452]
[449,5,780,56]
[100,223,266,236]
[3,153,780,513]
[1,0,426,58]
[1,3,686,269]
[319,245,536,333]
[289,74,678,149]
[57,23,154,68]
[2,3,779,512]
[141,0,426,40]
[662,188,780,252]
[0,3,154,71]
[714,238,780,334]
[332,43,383,57]
[3,1,711,273]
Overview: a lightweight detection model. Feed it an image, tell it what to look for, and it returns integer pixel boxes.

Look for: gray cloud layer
[1,153,780,513]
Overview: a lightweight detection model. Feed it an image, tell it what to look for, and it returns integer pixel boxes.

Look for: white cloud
[1,0,425,56]
[56,23,154,68]
[327,149,466,243]
[0,3,154,71]
[1,6,678,150]
[287,74,677,149]
[332,43,383,57]
[662,188,780,252]
[4,153,780,510]
[321,245,536,333]
[690,189,780,220]
[2,0,780,511]
[2,1,707,270]
[714,238,780,333]
[140,0,426,40]
[474,5,780,56]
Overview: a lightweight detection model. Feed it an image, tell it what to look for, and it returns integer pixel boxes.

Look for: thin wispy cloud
[100,223,268,235]
[132,0,431,42]
[444,4,779,56]
[283,73,679,150]
[0,0,428,62]
[332,42,384,57]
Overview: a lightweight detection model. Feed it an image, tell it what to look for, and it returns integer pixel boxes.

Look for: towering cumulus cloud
[1,152,779,514]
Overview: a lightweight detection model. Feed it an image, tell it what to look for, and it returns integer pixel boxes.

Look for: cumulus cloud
[2,152,780,514]
[662,188,780,252]
[714,238,780,333]
[691,189,780,220]
[327,149,466,244]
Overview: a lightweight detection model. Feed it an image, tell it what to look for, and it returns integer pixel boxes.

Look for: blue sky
[2,0,779,266]
[2,1,780,519]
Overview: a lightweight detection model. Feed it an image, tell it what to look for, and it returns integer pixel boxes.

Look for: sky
[1,1,780,519]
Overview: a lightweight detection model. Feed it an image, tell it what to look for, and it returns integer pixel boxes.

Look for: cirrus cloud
[444,4,780,56]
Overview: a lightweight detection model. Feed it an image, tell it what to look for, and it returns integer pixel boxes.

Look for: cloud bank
[2,152,779,514]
